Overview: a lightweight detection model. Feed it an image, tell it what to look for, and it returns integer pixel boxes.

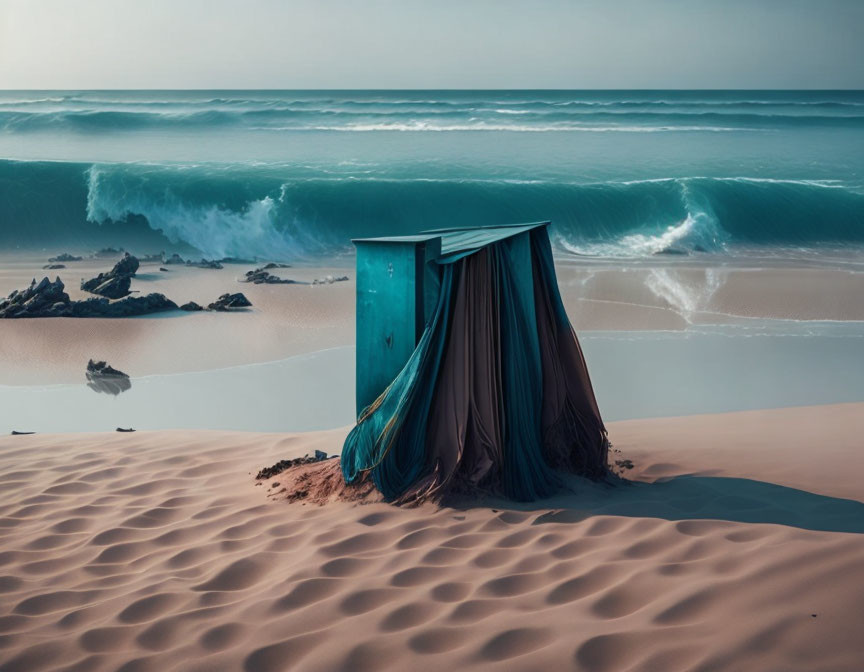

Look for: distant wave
[1,159,862,260]
[1,100,863,133]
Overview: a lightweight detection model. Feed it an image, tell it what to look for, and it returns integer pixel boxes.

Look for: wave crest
[1,160,862,259]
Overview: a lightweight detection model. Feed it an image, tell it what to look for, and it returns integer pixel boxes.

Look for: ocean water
[4,323,864,433]
[1,90,863,261]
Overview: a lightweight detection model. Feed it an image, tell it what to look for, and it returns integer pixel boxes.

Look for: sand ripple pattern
[1,418,864,671]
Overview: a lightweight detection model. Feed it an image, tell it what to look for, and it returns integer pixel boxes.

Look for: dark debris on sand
[257,457,379,505]
[256,450,334,480]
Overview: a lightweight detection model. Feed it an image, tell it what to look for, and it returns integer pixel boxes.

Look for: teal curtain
[342,228,608,502]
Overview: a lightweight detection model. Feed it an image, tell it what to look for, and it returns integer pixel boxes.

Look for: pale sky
[1,0,862,89]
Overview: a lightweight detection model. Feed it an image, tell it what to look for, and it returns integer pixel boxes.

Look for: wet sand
[3,253,864,384]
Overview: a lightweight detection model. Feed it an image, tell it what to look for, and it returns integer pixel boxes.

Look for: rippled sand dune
[1,404,863,671]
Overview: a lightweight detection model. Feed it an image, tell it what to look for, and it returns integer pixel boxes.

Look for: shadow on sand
[471,474,864,535]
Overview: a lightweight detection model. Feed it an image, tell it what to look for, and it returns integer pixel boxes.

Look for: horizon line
[1,87,863,93]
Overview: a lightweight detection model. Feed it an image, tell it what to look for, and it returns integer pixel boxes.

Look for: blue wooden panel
[353,223,549,417]
[354,236,440,415]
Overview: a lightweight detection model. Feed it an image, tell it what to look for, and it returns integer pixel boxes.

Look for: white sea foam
[644,268,726,320]
[85,166,301,259]
[273,123,754,133]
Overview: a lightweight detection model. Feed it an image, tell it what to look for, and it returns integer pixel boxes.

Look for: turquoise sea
[2,90,863,432]
[1,90,862,261]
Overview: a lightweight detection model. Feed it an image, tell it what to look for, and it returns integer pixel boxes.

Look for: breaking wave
[1,159,862,260]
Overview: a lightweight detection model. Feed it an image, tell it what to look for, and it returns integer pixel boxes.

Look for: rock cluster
[80,253,140,299]
[164,254,223,269]
[178,293,252,312]
[92,247,125,258]
[219,257,259,265]
[0,277,178,318]
[1,274,253,318]
[48,253,82,262]
[241,267,296,284]
[42,264,65,270]
[0,277,73,317]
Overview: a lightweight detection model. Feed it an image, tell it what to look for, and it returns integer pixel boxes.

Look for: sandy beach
[3,8,864,671]
[0,403,862,671]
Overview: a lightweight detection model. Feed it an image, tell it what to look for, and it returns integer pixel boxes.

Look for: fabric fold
[342,226,609,503]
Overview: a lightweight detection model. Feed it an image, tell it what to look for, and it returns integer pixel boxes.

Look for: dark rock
[255,451,330,480]
[614,459,634,470]
[219,257,258,265]
[87,359,129,378]
[81,274,131,299]
[312,275,349,285]
[70,293,178,317]
[188,259,223,269]
[116,427,136,433]
[11,431,35,435]
[86,359,131,396]
[0,277,71,318]
[159,267,169,272]
[207,293,252,311]
[0,277,236,319]
[93,247,125,258]
[0,277,180,318]
[81,253,140,299]
[262,262,291,269]
[179,301,204,311]
[48,253,83,262]
[241,268,296,285]
[43,264,66,269]
[162,253,224,269]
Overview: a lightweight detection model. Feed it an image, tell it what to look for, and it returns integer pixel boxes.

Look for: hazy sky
[1,0,862,89]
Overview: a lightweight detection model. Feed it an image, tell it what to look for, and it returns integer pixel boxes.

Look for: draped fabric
[531,230,610,479]
[342,227,609,502]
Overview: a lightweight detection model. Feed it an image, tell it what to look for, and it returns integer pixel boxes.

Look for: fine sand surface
[4,253,864,384]
[1,403,863,671]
